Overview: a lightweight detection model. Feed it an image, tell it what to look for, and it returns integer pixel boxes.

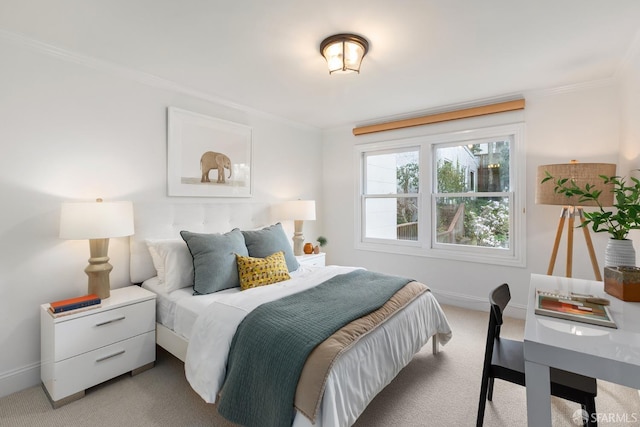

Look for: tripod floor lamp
[536,161,616,280]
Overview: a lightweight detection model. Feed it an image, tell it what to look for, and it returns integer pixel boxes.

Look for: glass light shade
[536,162,616,207]
[320,34,369,74]
[282,200,316,221]
[60,200,134,240]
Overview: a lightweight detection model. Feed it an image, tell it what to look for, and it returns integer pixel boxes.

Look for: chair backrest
[489,283,511,330]
[482,283,512,366]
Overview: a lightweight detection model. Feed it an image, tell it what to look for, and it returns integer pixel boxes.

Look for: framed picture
[167,107,252,197]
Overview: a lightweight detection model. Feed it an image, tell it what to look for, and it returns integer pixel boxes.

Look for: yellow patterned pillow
[236,251,291,290]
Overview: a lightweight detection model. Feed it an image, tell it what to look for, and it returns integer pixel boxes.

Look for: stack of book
[534,289,616,328]
[48,294,101,317]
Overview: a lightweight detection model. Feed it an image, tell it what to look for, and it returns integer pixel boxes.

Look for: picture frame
[167,107,252,197]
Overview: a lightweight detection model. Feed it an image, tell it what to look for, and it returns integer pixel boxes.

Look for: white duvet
[185,265,452,427]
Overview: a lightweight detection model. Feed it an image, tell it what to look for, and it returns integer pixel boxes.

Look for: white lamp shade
[60,200,134,240]
[282,200,316,221]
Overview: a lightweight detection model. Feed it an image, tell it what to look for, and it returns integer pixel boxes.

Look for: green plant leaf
[541,170,640,240]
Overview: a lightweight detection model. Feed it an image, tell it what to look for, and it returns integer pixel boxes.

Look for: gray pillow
[242,223,299,272]
[180,228,249,294]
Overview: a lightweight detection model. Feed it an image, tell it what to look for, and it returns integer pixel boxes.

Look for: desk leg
[524,360,552,427]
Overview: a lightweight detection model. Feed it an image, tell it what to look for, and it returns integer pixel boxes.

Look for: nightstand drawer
[296,253,326,267]
[303,258,324,267]
[54,299,155,361]
[48,331,155,401]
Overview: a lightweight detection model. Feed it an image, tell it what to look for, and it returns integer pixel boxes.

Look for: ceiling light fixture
[320,33,369,74]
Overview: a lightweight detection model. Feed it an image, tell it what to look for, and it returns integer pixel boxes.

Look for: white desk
[523,274,640,426]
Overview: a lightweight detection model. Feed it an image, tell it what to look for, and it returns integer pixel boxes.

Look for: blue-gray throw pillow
[241,223,299,272]
[180,228,249,294]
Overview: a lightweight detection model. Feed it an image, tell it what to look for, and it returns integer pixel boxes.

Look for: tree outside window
[434,141,511,248]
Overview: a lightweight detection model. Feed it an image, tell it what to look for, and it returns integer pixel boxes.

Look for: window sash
[363,146,420,196]
[432,193,513,253]
[362,194,421,243]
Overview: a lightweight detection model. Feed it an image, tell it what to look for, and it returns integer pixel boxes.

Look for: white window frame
[354,122,526,267]
[361,146,422,247]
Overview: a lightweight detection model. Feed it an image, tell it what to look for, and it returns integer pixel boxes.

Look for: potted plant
[542,171,640,266]
[314,236,328,254]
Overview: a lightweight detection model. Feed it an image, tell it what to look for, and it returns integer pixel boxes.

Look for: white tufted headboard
[130,202,273,283]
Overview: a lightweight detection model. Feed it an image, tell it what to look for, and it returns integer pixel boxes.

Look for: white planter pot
[605,238,636,267]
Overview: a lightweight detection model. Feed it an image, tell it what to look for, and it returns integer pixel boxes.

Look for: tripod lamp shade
[60,200,134,240]
[536,162,616,207]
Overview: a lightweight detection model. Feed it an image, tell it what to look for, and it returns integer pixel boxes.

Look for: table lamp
[536,161,615,280]
[282,200,316,256]
[59,198,134,299]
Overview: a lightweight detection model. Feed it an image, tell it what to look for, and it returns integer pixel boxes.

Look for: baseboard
[0,361,41,399]
[431,288,527,320]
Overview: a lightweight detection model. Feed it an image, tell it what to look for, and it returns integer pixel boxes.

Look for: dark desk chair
[476,283,597,427]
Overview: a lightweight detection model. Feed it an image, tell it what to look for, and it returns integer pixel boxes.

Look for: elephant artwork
[200,151,232,184]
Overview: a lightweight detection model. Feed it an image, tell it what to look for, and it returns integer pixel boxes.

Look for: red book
[49,294,101,313]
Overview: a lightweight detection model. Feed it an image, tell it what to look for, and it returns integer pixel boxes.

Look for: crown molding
[614,27,640,79]
[0,29,318,132]
[524,77,616,99]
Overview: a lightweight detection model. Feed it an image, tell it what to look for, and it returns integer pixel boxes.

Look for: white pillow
[146,239,194,292]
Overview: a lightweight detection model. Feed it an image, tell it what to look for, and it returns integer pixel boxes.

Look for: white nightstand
[296,252,326,267]
[40,286,156,408]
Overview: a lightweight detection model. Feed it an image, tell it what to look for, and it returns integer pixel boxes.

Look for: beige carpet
[1,304,638,427]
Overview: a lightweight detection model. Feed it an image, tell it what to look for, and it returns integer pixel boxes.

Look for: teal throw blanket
[217,269,412,427]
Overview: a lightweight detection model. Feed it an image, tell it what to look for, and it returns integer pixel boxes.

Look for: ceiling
[2,0,640,129]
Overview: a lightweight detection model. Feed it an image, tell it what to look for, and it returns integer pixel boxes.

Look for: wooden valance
[353,99,525,136]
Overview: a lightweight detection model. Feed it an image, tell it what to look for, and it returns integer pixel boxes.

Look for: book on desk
[534,289,617,329]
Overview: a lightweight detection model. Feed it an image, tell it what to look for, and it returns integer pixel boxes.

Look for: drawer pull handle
[96,350,125,363]
[95,316,125,327]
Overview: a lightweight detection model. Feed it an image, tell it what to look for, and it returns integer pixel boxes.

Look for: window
[363,147,420,242]
[356,123,525,266]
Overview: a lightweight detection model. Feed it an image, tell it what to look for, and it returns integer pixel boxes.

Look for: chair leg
[487,377,495,401]
[476,375,490,427]
[584,398,597,427]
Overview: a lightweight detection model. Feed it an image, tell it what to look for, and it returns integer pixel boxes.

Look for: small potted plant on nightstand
[314,236,328,254]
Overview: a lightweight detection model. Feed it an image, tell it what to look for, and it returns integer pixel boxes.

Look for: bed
[130,203,452,427]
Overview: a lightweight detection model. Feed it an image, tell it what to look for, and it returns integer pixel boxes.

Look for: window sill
[355,241,526,268]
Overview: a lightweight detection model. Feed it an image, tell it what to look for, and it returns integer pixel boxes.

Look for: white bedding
[142,264,320,338]
[180,265,452,427]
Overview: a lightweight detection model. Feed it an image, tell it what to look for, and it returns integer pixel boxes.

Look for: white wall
[619,43,640,254]
[322,82,621,316]
[0,36,323,397]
